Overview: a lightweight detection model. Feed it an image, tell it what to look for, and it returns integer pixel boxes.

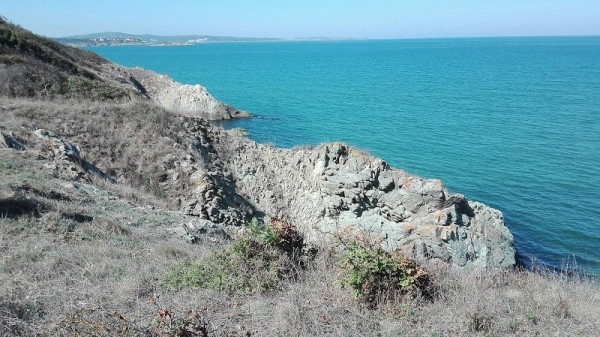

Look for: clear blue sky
[2,0,600,38]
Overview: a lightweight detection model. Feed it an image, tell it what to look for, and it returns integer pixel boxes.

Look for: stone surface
[144,119,515,269]
[168,220,230,243]
[125,67,251,120]
[1,131,25,151]
[33,129,112,182]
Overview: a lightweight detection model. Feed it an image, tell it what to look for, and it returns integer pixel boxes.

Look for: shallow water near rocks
[90,37,600,274]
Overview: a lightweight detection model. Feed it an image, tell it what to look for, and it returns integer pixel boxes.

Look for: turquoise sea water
[90,37,600,274]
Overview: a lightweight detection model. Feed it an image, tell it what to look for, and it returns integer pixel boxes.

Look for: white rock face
[99,64,250,120]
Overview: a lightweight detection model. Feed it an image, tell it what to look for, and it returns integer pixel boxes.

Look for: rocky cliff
[0,17,515,269]
[126,66,250,120]
[154,119,515,269]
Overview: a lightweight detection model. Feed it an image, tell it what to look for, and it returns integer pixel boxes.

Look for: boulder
[1,131,25,151]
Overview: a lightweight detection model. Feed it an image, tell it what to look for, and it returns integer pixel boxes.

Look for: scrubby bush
[151,308,210,337]
[162,240,281,294]
[340,240,429,307]
[163,218,308,294]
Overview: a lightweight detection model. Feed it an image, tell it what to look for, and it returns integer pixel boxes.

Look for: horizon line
[55,31,600,41]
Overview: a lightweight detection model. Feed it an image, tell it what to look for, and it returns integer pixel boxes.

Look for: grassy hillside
[0,16,140,100]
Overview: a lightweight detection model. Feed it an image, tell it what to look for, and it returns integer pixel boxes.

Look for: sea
[89,37,600,274]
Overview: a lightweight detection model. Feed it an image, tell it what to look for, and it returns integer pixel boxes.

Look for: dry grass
[0,97,209,207]
[1,148,598,336]
[1,98,598,336]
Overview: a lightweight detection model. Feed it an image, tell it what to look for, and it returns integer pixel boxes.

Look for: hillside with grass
[1,16,599,337]
[0,17,248,119]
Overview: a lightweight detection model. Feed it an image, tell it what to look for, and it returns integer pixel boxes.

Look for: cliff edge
[0,17,515,269]
[126,66,251,120]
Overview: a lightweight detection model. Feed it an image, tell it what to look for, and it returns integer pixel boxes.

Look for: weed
[151,308,210,337]
[554,296,571,318]
[465,310,493,333]
[247,216,276,246]
[525,309,538,324]
[339,240,429,307]
[162,238,281,294]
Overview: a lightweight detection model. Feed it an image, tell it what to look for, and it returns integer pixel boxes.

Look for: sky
[2,0,600,39]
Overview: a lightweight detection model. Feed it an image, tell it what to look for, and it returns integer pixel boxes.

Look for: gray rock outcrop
[1,131,25,151]
[153,119,515,269]
[213,138,515,269]
[126,67,251,120]
[32,129,112,182]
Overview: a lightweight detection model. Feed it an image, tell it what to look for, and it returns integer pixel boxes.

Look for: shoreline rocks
[126,66,251,120]
[215,140,516,269]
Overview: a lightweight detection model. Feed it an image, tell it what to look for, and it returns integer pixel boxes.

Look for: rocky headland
[0,16,514,269]
[3,16,599,337]
[125,66,250,120]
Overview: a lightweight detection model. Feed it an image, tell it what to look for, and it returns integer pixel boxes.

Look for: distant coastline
[55,32,362,47]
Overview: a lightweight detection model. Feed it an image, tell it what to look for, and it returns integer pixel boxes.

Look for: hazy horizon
[3,0,600,40]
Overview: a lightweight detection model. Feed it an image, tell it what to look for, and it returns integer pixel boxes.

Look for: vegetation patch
[340,240,430,307]
[0,54,24,65]
[163,218,307,294]
[57,307,144,336]
[63,77,130,101]
[0,26,20,47]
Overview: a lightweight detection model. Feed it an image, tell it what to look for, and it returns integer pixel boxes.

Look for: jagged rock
[125,67,251,120]
[168,220,230,243]
[33,129,113,182]
[212,139,515,270]
[34,129,81,159]
[1,131,25,150]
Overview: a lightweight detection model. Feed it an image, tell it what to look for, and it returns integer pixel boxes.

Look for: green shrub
[162,239,281,294]
[247,216,277,246]
[340,241,429,306]
[163,218,306,294]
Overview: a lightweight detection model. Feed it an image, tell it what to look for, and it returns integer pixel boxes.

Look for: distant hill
[56,32,285,46]
[56,32,356,46]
